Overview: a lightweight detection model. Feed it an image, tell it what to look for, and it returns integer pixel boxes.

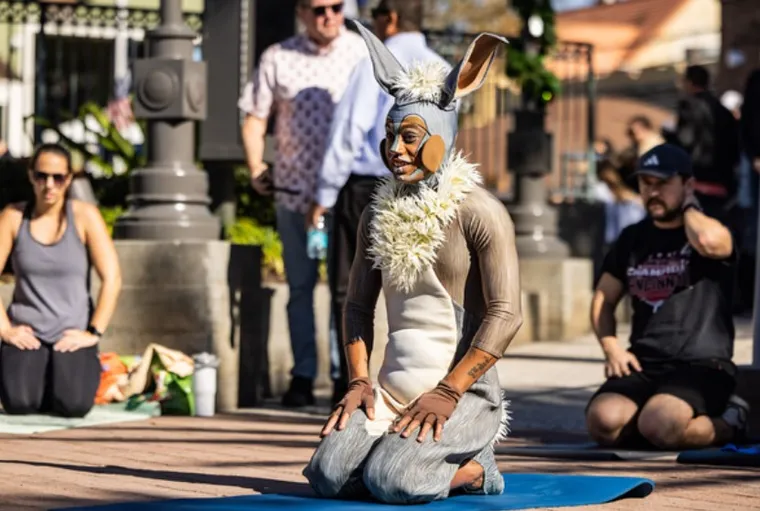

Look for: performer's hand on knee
[320,377,374,438]
[393,381,462,442]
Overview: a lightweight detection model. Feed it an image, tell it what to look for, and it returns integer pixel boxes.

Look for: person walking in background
[307,0,450,404]
[238,0,367,408]
[671,65,740,224]
[0,143,122,417]
[595,157,646,250]
[738,71,760,313]
[626,116,665,157]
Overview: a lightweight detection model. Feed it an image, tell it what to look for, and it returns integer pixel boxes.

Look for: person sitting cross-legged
[586,143,749,450]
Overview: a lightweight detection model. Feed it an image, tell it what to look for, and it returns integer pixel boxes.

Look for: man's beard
[646,198,681,222]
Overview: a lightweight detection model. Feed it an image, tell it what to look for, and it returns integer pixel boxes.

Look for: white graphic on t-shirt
[627,244,691,313]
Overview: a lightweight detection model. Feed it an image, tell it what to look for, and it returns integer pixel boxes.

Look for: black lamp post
[506,12,570,257]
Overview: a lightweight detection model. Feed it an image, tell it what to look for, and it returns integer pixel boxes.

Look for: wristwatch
[87,324,104,338]
[682,201,703,214]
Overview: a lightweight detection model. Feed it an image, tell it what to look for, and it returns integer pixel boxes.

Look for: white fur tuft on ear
[391,61,450,104]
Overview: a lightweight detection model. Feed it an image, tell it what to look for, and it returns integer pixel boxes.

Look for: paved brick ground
[1,410,759,511]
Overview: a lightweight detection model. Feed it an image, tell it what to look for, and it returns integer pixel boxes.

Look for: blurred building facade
[554,0,722,155]
[718,0,760,95]
[0,0,204,160]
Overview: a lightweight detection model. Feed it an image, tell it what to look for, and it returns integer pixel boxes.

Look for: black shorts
[589,360,736,417]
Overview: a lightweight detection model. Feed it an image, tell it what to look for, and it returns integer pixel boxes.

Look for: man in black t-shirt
[586,143,749,450]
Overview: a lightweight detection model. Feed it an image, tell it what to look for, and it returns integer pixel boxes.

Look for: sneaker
[721,394,750,441]
[281,376,315,408]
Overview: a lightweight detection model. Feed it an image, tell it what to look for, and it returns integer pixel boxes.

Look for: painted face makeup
[347,19,508,187]
[384,115,430,184]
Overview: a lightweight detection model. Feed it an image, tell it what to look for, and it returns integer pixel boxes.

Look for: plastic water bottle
[307,215,328,260]
[192,352,220,417]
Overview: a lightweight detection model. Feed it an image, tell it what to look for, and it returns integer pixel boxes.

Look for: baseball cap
[633,143,693,179]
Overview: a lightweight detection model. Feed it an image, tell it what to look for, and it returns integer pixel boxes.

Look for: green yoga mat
[0,401,160,435]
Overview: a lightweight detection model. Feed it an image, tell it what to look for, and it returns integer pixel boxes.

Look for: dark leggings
[0,342,101,417]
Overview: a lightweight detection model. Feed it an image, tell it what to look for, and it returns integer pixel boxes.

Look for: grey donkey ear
[440,33,509,107]
[347,19,405,96]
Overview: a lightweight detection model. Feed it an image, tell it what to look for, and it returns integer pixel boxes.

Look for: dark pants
[0,343,101,417]
[329,174,382,390]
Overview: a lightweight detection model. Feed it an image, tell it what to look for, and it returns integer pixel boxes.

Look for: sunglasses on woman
[31,170,68,186]
[312,2,343,16]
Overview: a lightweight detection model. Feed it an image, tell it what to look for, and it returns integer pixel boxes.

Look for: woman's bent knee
[0,389,43,415]
[2,401,41,415]
[53,396,94,418]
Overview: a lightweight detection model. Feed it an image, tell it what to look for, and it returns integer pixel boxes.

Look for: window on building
[37,35,115,124]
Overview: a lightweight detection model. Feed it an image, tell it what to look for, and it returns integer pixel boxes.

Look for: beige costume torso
[344,154,522,435]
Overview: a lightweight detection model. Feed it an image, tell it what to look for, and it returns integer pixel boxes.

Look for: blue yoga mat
[60,473,654,510]
[678,443,760,466]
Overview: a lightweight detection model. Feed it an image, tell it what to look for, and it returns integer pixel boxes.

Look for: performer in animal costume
[303,21,522,504]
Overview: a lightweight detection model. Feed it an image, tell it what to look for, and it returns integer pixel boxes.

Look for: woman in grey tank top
[0,143,122,417]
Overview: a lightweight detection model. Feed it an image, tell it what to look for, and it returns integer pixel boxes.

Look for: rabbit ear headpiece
[348,20,508,175]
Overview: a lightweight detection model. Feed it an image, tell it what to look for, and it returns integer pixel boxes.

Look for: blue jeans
[276,206,339,381]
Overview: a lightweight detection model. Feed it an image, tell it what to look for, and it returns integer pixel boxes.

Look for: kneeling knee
[637,415,683,449]
[54,399,94,418]
[586,407,629,446]
[1,394,42,415]
[304,448,361,499]
[363,455,438,504]
[3,402,40,415]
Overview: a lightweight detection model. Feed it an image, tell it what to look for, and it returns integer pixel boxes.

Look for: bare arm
[80,203,122,334]
[590,273,625,355]
[241,115,269,178]
[0,205,20,335]
[683,200,733,259]
[238,45,277,181]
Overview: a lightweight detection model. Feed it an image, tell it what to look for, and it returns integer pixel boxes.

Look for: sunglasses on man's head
[312,2,343,16]
[31,170,68,185]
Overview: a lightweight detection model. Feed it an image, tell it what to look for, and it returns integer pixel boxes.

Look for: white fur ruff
[391,60,449,104]
[491,394,512,448]
[368,152,482,293]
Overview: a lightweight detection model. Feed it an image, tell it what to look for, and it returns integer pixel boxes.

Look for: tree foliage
[505,0,561,108]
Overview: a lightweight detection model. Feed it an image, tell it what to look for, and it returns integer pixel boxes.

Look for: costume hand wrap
[396,381,463,439]
[336,377,374,416]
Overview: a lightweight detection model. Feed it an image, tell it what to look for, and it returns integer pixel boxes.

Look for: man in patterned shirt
[238,0,367,407]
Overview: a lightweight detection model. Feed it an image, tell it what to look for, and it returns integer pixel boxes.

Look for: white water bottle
[192,352,219,417]
[307,215,328,260]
